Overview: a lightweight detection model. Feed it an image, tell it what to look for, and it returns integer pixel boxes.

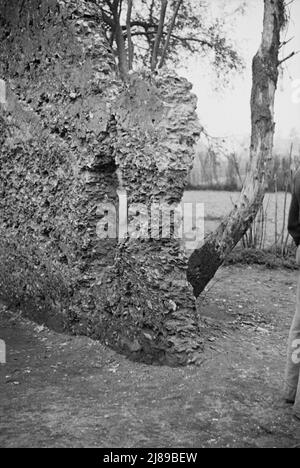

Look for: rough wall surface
[0,0,119,332]
[104,71,204,365]
[0,0,203,364]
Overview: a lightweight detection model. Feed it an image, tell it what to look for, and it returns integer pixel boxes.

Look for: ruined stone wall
[102,71,204,365]
[0,0,119,331]
[0,0,203,365]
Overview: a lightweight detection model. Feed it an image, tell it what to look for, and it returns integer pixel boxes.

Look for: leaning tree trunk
[187,0,286,298]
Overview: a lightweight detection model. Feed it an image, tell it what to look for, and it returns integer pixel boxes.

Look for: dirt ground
[1,264,300,448]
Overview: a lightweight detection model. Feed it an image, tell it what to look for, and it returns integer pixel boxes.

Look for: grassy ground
[225,247,298,269]
[1,264,300,448]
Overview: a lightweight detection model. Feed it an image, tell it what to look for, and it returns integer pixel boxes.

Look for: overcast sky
[181,0,300,139]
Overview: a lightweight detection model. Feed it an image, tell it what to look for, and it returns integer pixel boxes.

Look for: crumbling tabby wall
[0,0,119,331]
[104,71,204,365]
[0,0,203,365]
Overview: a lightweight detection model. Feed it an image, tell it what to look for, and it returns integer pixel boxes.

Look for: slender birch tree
[187,0,287,298]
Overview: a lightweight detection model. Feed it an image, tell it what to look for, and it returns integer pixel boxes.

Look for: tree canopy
[96,0,245,77]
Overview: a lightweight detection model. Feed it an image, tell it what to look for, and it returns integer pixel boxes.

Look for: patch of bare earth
[1,265,300,448]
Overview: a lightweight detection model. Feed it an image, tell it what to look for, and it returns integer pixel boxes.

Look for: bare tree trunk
[274,175,278,253]
[112,0,128,78]
[280,143,293,254]
[187,0,286,298]
[151,0,168,71]
[158,0,182,68]
[126,0,134,70]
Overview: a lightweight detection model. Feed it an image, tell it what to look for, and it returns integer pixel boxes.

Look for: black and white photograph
[0,0,300,450]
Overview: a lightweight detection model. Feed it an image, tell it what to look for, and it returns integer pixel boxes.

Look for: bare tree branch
[125,30,213,50]
[170,34,214,47]
[121,20,156,30]
[278,50,299,65]
[279,35,294,48]
[284,0,295,6]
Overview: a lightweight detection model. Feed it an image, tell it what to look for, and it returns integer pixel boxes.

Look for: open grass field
[182,190,292,251]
